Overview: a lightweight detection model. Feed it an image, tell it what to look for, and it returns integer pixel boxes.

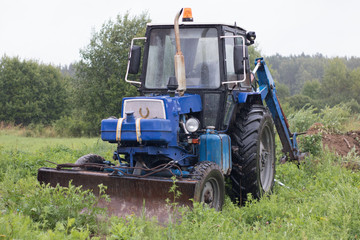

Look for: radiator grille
[123,99,166,119]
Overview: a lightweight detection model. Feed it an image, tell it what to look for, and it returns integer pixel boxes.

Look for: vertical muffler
[174,8,186,96]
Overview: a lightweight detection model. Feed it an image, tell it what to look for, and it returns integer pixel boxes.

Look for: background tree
[267,53,327,95]
[266,54,360,112]
[248,44,262,68]
[302,80,322,99]
[71,12,150,135]
[0,56,69,125]
[349,68,360,104]
[275,80,290,100]
[320,58,351,106]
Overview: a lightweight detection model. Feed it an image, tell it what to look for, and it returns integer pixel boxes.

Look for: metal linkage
[255,58,305,162]
[46,160,187,178]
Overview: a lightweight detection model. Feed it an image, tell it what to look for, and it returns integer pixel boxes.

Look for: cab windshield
[145,27,220,89]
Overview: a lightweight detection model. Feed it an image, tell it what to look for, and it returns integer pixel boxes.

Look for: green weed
[0,212,91,240]
[0,170,108,232]
[287,103,352,134]
[300,133,323,156]
[320,104,351,133]
[1,133,360,238]
[288,105,319,132]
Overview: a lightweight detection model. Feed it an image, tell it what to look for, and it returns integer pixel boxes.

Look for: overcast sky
[1,0,359,66]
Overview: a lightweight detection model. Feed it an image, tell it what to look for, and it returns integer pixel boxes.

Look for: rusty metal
[174,8,186,96]
[38,167,197,222]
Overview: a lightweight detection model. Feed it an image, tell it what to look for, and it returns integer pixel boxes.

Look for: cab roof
[146,22,247,32]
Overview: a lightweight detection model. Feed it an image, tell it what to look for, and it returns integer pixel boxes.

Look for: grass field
[0,134,104,152]
[0,132,360,239]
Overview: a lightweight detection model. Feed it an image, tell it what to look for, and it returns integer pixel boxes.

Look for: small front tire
[192,161,225,210]
[74,154,105,171]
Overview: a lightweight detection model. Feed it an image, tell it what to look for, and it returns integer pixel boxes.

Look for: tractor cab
[126,20,257,130]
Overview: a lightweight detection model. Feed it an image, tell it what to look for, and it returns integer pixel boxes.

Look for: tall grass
[287,103,352,133]
[106,153,360,239]
[0,122,58,138]
[0,135,115,239]
[1,111,360,238]
[0,121,96,138]
[0,134,359,238]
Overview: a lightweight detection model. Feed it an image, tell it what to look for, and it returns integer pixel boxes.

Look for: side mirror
[128,45,141,74]
[234,45,244,74]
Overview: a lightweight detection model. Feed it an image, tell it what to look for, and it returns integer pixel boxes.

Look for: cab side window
[224,32,237,82]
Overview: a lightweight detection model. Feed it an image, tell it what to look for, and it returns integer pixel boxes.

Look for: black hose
[49,160,184,178]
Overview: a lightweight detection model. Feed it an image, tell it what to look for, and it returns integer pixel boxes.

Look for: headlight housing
[185,118,200,133]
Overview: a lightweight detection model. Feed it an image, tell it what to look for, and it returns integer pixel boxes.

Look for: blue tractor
[38,8,303,218]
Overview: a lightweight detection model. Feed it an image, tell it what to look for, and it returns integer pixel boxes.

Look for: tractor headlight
[185,118,200,133]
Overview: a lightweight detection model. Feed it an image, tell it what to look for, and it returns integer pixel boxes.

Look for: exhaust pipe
[174,8,186,96]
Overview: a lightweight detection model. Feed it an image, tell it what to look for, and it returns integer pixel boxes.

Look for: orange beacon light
[182,8,193,22]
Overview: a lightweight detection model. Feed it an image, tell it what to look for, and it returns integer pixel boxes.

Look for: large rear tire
[192,161,225,210]
[230,104,275,204]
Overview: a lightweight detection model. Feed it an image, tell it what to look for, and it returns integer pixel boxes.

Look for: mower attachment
[37,167,197,222]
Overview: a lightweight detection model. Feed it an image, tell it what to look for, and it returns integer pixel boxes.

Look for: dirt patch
[306,123,324,135]
[306,123,360,156]
[322,131,360,156]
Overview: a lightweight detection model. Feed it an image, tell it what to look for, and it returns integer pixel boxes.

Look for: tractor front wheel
[192,161,225,210]
[74,154,106,171]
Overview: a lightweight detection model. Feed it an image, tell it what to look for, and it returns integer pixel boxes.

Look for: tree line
[0,56,69,125]
[269,54,360,112]
[1,12,360,136]
[0,12,150,136]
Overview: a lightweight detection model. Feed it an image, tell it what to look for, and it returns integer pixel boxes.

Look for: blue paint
[101,118,173,144]
[236,91,261,104]
[255,57,302,160]
[108,167,190,178]
[102,93,202,147]
[101,94,202,169]
[170,169,190,178]
[199,128,232,175]
[177,94,202,114]
[117,146,196,165]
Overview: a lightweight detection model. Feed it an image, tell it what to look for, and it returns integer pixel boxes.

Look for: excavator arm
[255,58,304,162]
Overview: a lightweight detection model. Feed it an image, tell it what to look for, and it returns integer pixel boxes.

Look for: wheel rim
[200,177,219,208]
[259,124,274,192]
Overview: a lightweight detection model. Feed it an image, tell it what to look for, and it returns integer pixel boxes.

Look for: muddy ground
[306,123,360,156]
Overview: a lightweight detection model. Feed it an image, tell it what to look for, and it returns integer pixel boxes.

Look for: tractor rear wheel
[74,154,106,171]
[230,104,275,204]
[192,161,225,210]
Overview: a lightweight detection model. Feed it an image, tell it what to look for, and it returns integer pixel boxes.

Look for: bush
[23,183,108,231]
[54,116,96,137]
[0,212,91,239]
[300,133,323,156]
[26,123,57,138]
[0,173,108,232]
[344,99,360,113]
[288,105,319,132]
[320,103,351,133]
[286,94,313,111]
[287,103,352,134]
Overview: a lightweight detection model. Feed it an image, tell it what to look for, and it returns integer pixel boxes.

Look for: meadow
[0,119,360,239]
